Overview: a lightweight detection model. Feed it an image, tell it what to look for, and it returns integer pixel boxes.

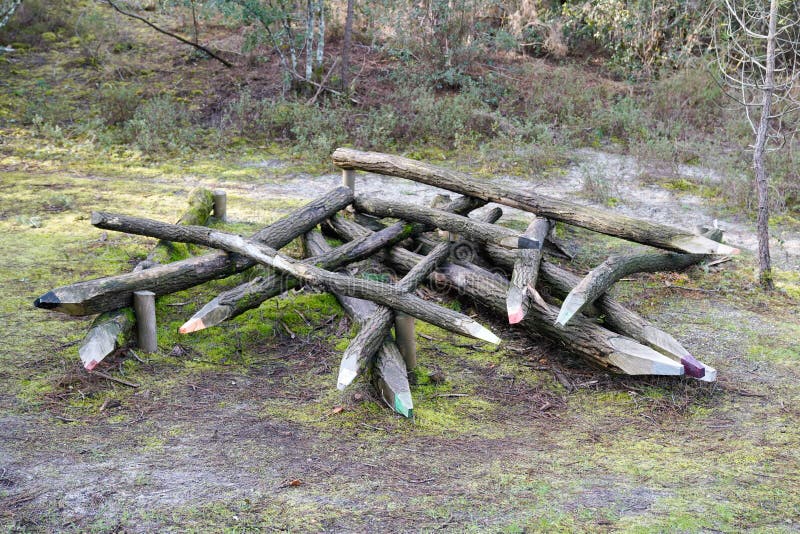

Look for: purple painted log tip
[680,354,706,378]
[33,291,60,309]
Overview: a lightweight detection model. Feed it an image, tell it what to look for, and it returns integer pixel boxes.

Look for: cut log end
[670,235,740,255]
[393,391,414,418]
[33,291,60,309]
[465,322,501,345]
[607,337,685,376]
[554,295,584,329]
[337,366,358,391]
[179,317,206,334]
[680,354,706,379]
[506,286,526,324]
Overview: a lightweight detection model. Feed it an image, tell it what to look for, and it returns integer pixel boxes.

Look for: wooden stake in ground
[133,290,157,353]
[91,211,501,345]
[34,187,354,316]
[507,217,551,324]
[303,231,413,418]
[78,187,214,370]
[333,148,739,255]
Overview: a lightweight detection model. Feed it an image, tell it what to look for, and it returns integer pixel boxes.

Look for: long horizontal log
[303,231,413,417]
[34,187,354,316]
[555,251,710,329]
[332,148,739,255]
[329,217,683,376]
[479,242,715,380]
[180,217,429,333]
[91,212,501,345]
[507,217,551,324]
[354,194,540,250]
[182,194,485,333]
[78,187,215,369]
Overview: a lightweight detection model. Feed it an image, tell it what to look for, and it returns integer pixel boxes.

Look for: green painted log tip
[33,291,60,309]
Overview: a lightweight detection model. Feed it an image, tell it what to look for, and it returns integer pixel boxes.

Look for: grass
[1,4,800,531]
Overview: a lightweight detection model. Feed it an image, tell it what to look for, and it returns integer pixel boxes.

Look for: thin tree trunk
[753,0,778,290]
[305,0,314,80]
[341,0,355,91]
[315,0,325,71]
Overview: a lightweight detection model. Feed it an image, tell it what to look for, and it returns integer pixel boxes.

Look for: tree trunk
[477,242,715,379]
[91,211,501,344]
[354,194,539,250]
[555,251,710,328]
[340,0,355,91]
[34,187,353,315]
[752,0,778,290]
[315,0,324,72]
[333,148,739,255]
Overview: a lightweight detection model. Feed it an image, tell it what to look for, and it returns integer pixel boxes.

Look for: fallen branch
[105,0,233,68]
[507,217,551,324]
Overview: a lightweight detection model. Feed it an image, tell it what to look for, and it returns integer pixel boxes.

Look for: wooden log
[303,231,413,417]
[78,188,214,369]
[133,290,157,353]
[180,217,429,333]
[394,312,416,370]
[342,169,356,191]
[34,187,354,316]
[91,211,501,345]
[479,242,715,380]
[354,195,541,250]
[78,308,135,370]
[332,148,739,255]
[182,194,484,333]
[336,241,451,390]
[555,252,710,329]
[507,217,551,324]
[330,218,684,376]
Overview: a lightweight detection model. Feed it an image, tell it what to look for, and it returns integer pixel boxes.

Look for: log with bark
[478,242,716,380]
[181,194,486,333]
[332,148,739,255]
[78,187,214,370]
[90,211,501,345]
[507,217,551,324]
[328,215,685,376]
[34,187,354,316]
[302,231,413,417]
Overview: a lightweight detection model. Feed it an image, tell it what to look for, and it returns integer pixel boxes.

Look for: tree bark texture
[333,148,738,255]
[34,187,353,316]
[91,211,500,344]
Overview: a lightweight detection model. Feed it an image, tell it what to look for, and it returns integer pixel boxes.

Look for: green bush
[99,83,140,126]
[123,96,196,154]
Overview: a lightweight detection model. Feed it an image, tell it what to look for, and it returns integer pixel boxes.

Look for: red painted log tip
[680,355,706,378]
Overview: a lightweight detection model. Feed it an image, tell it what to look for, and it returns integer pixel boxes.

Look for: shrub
[123,96,196,154]
[99,83,140,126]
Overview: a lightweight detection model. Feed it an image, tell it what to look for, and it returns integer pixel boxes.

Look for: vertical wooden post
[133,290,157,353]
[394,311,417,371]
[213,189,227,221]
[342,169,356,191]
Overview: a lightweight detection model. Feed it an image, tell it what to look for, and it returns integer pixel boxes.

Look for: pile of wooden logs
[34,149,735,418]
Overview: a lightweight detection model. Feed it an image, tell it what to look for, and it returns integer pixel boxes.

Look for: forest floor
[1,146,799,533]
[2,3,800,530]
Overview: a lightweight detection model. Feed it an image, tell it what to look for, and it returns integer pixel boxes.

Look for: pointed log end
[680,354,706,379]
[34,291,60,310]
[507,307,525,325]
[671,235,740,255]
[179,317,206,334]
[337,367,358,390]
[394,392,414,418]
[699,365,717,382]
[84,359,99,371]
[554,294,583,329]
[608,337,685,376]
[466,322,501,345]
